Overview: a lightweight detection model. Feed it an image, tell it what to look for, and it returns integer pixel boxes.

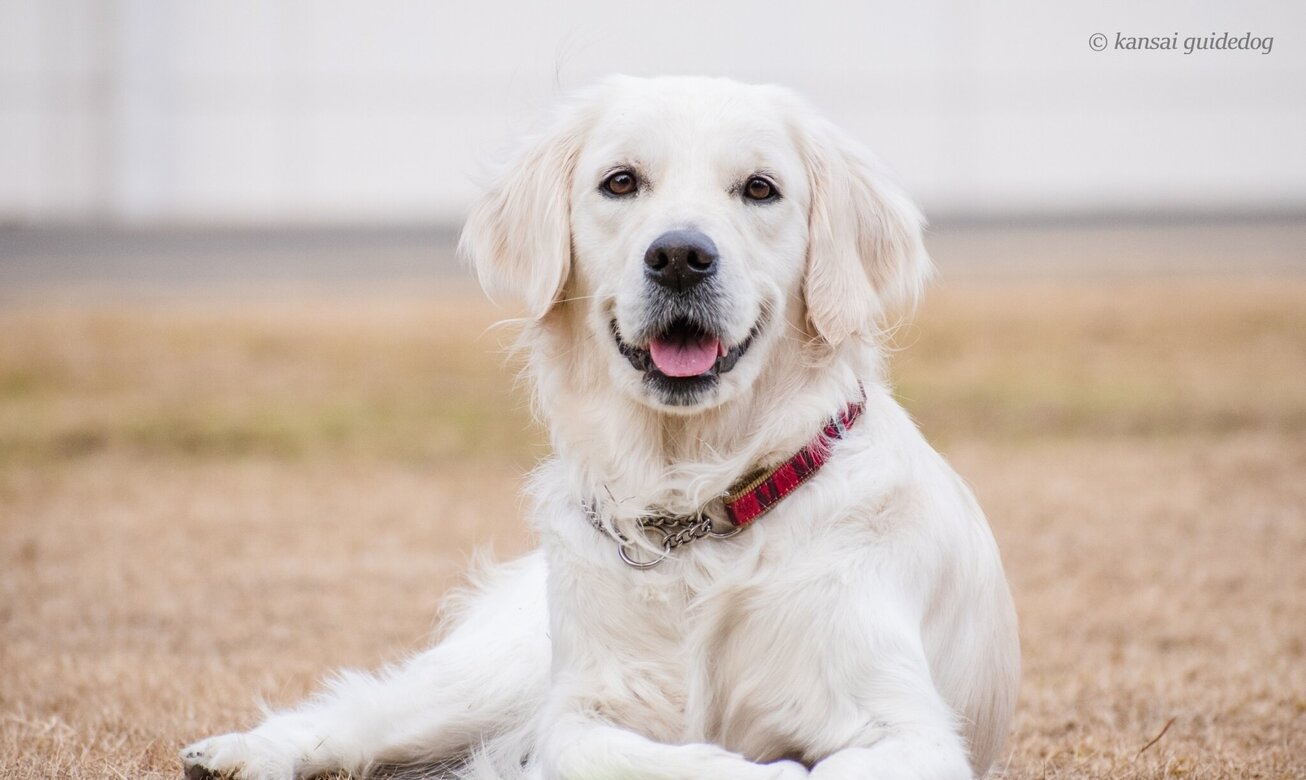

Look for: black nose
[643,229,718,292]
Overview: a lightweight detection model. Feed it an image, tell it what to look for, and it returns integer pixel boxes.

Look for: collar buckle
[701,497,742,538]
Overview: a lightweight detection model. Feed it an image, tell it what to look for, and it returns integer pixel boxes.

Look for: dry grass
[2,277,1304,778]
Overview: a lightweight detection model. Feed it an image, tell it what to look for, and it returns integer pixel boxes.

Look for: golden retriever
[182,75,1019,780]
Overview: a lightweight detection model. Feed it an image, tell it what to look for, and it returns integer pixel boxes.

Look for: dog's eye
[601,170,638,197]
[743,176,779,202]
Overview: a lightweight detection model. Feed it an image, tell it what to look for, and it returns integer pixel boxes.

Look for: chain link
[584,502,736,569]
[661,515,714,550]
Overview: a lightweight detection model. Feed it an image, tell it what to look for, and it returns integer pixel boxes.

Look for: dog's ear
[459,101,593,319]
[796,112,933,345]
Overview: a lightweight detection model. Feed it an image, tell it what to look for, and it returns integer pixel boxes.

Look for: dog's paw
[767,759,811,779]
[179,732,295,780]
[808,741,972,780]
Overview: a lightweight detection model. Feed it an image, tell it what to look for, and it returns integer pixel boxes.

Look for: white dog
[181,75,1019,780]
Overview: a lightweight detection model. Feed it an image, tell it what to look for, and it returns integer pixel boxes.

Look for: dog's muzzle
[611,318,757,379]
[611,230,762,404]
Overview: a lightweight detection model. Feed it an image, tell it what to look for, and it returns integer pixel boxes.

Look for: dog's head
[461,76,931,413]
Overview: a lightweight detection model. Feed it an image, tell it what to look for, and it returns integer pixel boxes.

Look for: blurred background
[3,0,1305,223]
[1,2,1303,779]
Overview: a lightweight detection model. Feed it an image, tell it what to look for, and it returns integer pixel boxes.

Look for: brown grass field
[2,267,1305,778]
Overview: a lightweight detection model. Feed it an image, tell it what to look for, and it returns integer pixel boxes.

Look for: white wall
[1,0,1303,224]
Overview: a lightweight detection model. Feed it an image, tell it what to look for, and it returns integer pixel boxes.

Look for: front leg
[801,612,975,780]
[181,553,550,779]
[709,556,999,780]
[536,711,808,780]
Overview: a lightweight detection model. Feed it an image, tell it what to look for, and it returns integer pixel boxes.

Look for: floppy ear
[798,115,933,345]
[458,102,592,319]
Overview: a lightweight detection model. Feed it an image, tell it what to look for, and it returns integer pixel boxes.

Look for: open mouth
[611,318,757,382]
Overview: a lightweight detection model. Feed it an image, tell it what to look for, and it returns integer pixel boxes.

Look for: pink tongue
[649,335,721,377]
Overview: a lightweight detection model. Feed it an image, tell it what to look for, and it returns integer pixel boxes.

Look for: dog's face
[462,76,931,414]
[569,83,809,410]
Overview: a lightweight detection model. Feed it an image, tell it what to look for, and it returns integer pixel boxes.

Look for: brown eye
[602,170,638,197]
[743,176,778,202]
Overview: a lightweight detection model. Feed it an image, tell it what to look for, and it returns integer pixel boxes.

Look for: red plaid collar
[587,385,866,557]
[719,386,865,528]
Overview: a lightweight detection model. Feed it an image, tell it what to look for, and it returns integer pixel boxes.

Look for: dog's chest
[697,567,852,761]
[601,558,848,762]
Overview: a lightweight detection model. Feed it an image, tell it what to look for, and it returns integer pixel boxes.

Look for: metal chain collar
[584,502,741,569]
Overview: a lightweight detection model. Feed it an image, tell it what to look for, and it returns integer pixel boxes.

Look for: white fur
[182,76,1019,780]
